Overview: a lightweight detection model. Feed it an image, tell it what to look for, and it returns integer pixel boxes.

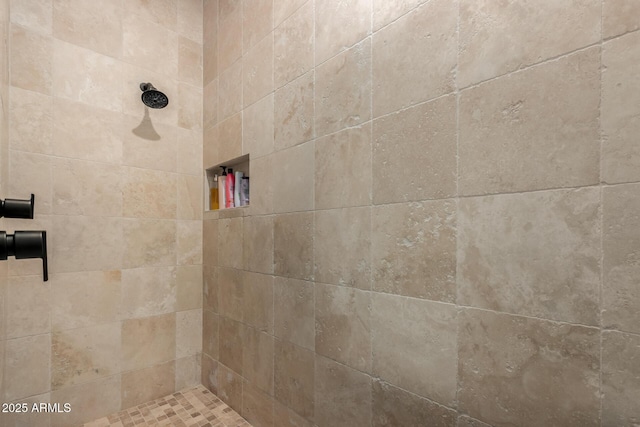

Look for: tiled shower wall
[1,1,204,426]
[0,0,9,412]
[201,1,640,426]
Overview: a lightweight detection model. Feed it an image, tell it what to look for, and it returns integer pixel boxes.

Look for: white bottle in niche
[234,171,243,207]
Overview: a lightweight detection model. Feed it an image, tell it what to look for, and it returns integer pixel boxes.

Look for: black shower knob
[0,194,34,219]
[0,230,48,281]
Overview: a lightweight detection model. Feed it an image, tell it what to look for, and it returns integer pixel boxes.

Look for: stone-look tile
[250,154,274,215]
[217,363,243,413]
[177,265,203,311]
[315,124,372,209]
[3,392,51,427]
[52,40,122,112]
[123,15,177,78]
[121,360,176,409]
[603,183,640,334]
[219,59,243,120]
[218,267,244,321]
[121,313,176,371]
[178,0,203,42]
[456,416,493,427]
[203,0,218,84]
[273,0,307,27]
[52,98,122,164]
[272,142,315,213]
[602,32,640,184]
[204,79,219,130]
[315,39,371,138]
[274,212,314,280]
[53,0,122,58]
[10,0,53,33]
[373,95,457,204]
[373,379,456,427]
[175,354,201,390]
[244,33,274,107]
[459,0,600,88]
[372,293,457,406]
[176,309,203,358]
[204,219,219,266]
[244,272,274,333]
[219,317,244,375]
[52,216,123,273]
[243,0,273,52]
[243,216,274,275]
[52,323,121,389]
[244,93,275,159]
[373,0,456,117]
[458,309,600,427]
[218,217,244,268]
[177,220,203,266]
[8,151,51,215]
[201,354,219,393]
[315,284,371,372]
[274,276,315,350]
[459,189,601,325]
[203,309,219,359]
[372,0,429,30]
[10,24,52,95]
[314,207,371,289]
[122,219,176,269]
[371,200,456,302]
[602,330,640,426]
[314,356,371,427]
[178,83,203,130]
[4,334,50,401]
[218,0,242,73]
[121,267,177,319]
[218,112,243,163]
[459,48,600,196]
[603,0,640,38]
[178,128,203,176]
[9,86,52,154]
[50,375,121,427]
[273,400,314,427]
[123,0,177,31]
[177,174,203,220]
[204,264,218,313]
[124,116,178,172]
[274,1,313,88]
[178,36,203,87]
[243,381,275,427]
[52,158,122,217]
[274,71,314,151]
[315,0,371,65]
[51,271,121,331]
[243,326,275,394]
[274,339,315,421]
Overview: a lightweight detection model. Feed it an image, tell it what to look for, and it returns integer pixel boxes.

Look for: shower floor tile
[83,385,252,427]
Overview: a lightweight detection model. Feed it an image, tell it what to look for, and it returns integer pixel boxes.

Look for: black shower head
[140,82,169,109]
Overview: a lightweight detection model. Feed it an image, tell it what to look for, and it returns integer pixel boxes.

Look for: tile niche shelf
[204,154,250,213]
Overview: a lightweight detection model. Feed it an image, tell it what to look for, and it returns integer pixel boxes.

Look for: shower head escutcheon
[140,82,169,109]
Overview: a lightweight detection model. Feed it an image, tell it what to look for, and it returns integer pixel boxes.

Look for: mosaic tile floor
[84,385,251,427]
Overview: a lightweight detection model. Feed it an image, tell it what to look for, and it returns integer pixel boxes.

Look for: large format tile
[602,31,640,184]
[459,48,600,196]
[243,93,275,159]
[243,272,274,333]
[243,0,273,53]
[219,317,244,375]
[274,1,313,88]
[603,0,640,39]
[458,0,600,87]
[315,0,371,65]
[123,167,176,219]
[122,219,176,269]
[10,25,52,95]
[6,275,49,339]
[243,216,274,274]
[121,360,175,409]
[602,330,640,426]
[274,72,314,151]
[243,33,273,108]
[274,339,315,421]
[120,266,177,319]
[458,309,600,427]
[217,0,242,73]
[121,313,176,371]
[274,276,315,350]
[9,86,52,155]
[458,188,601,325]
[274,212,314,280]
[243,326,275,395]
[50,375,121,427]
[4,334,50,401]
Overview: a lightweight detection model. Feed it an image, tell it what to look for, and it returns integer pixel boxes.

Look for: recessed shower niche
[204,154,250,212]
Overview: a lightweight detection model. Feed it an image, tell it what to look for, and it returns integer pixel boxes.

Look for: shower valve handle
[0,230,48,281]
[0,194,35,219]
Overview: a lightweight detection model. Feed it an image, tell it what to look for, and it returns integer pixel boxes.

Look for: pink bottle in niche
[225,168,235,208]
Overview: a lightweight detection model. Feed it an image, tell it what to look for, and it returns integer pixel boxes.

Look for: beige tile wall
[202,1,640,426]
[2,1,203,426]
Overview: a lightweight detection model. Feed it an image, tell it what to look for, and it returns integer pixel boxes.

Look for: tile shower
[1,1,640,427]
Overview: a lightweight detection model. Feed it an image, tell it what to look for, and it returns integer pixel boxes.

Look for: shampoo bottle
[240,177,249,206]
[219,166,227,209]
[210,174,219,210]
[225,168,235,208]
[234,171,243,207]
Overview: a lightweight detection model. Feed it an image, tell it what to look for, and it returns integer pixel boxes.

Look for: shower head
[139,82,169,109]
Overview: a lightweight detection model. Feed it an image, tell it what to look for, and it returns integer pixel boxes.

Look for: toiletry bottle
[234,170,243,207]
[226,168,235,208]
[241,177,249,206]
[219,166,227,209]
[210,174,219,210]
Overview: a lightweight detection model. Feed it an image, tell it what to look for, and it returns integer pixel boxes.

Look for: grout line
[454,0,461,412]
[598,2,605,424]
